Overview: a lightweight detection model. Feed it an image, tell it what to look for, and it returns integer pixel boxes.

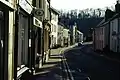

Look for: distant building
[50,6,59,48]
[77,30,83,43]
[69,23,77,45]
[63,28,70,46]
[58,22,64,47]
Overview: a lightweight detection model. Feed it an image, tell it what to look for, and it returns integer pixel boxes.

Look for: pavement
[28,44,78,80]
[25,43,120,80]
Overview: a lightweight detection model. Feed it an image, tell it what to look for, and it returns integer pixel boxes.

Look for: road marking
[63,54,74,80]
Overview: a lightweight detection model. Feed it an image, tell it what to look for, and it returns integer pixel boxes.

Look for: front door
[0,9,8,80]
[0,9,4,80]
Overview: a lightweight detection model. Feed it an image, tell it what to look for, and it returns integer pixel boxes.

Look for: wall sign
[33,17,42,28]
[26,0,32,5]
[19,0,33,14]
[34,8,44,16]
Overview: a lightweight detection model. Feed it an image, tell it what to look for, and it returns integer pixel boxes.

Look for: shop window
[17,13,28,67]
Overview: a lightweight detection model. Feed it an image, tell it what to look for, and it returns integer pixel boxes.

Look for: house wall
[118,18,120,52]
[110,18,118,52]
[95,27,105,50]
[57,24,64,46]
[104,23,109,47]
[51,10,59,46]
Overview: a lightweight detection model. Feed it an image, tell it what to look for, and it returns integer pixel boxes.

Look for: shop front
[0,1,15,80]
[14,0,33,79]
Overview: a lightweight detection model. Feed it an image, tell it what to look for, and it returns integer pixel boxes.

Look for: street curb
[59,45,77,80]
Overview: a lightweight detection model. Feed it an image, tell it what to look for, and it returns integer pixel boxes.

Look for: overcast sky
[51,0,116,10]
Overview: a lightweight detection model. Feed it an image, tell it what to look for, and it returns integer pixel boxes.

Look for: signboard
[34,8,44,16]
[19,0,33,14]
[26,0,32,5]
[29,39,31,47]
[33,17,42,28]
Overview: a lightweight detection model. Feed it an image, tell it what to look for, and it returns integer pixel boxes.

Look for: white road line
[63,54,74,80]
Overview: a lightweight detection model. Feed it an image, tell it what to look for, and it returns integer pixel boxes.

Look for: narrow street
[29,44,120,80]
[63,45,120,80]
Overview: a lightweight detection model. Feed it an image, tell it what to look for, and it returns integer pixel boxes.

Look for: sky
[51,0,116,10]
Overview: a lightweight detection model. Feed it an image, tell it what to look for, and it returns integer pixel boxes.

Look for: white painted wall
[63,29,69,38]
[119,18,120,52]
[51,12,58,45]
[110,18,118,52]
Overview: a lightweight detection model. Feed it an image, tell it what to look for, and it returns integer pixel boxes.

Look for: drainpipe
[48,0,51,57]
[42,20,45,65]
[14,1,19,80]
[93,28,95,50]
[108,21,110,51]
[117,17,119,52]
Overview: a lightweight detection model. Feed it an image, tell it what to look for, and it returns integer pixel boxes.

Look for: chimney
[105,9,115,21]
[115,0,120,13]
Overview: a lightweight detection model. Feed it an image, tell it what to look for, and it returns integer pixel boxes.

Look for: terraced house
[0,0,52,80]
[93,1,120,53]
[0,0,16,80]
[50,6,59,48]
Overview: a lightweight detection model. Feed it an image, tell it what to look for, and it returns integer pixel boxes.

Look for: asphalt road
[64,45,120,80]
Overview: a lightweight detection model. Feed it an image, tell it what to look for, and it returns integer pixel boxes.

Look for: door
[0,10,4,80]
[0,9,8,80]
[17,12,29,67]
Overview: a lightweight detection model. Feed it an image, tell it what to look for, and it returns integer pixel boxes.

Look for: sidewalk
[29,44,78,80]
[32,48,62,80]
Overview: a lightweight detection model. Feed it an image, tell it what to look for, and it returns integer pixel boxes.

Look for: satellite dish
[34,8,44,16]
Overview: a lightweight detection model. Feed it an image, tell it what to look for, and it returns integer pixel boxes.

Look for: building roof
[96,18,105,27]
[109,13,120,21]
[50,6,60,15]
[96,12,120,28]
